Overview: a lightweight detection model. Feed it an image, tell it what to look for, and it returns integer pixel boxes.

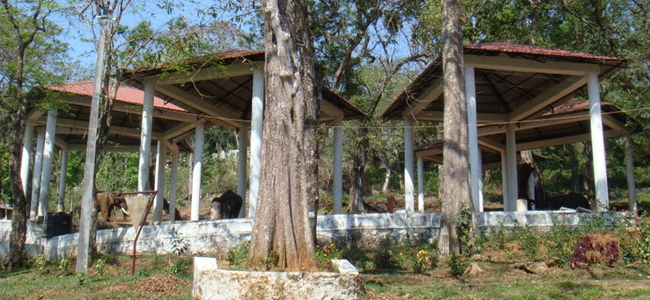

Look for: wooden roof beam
[155,85,243,129]
[516,130,620,151]
[465,55,602,76]
[145,63,261,86]
[508,76,587,121]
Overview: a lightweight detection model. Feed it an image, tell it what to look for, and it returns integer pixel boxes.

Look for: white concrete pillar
[625,134,636,214]
[30,127,45,220]
[506,124,518,212]
[138,82,155,192]
[417,154,424,212]
[191,120,205,221]
[465,65,482,212]
[237,128,248,218]
[501,151,509,211]
[403,116,415,212]
[249,68,264,218]
[153,139,167,222]
[20,121,34,194]
[587,73,609,211]
[333,117,344,214]
[477,148,484,212]
[527,173,535,210]
[38,108,57,218]
[56,148,68,212]
[168,143,179,222]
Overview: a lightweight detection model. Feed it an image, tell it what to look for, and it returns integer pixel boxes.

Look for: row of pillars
[20,109,70,220]
[402,70,636,213]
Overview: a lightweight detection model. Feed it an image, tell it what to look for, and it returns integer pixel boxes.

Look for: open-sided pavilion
[381,43,630,213]
[22,82,196,222]
[412,99,637,212]
[122,49,366,221]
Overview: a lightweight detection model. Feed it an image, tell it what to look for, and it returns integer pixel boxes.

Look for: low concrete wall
[0,211,628,261]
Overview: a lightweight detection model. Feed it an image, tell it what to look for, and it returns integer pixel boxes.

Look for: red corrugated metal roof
[46,82,185,112]
[465,43,623,62]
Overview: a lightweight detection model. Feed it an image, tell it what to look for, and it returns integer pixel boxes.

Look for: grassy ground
[2,253,650,300]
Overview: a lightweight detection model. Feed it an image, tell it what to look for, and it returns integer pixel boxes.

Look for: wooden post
[191,120,205,221]
[138,82,155,192]
[56,148,68,212]
[153,139,167,222]
[506,124,518,211]
[38,108,57,219]
[249,68,264,218]
[403,115,415,212]
[333,117,343,214]
[168,143,179,222]
[237,128,248,218]
[587,73,609,211]
[30,127,45,220]
[417,153,424,212]
[501,151,509,211]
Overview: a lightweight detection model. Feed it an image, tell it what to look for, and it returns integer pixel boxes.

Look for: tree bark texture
[439,0,471,257]
[248,0,319,271]
[347,128,369,213]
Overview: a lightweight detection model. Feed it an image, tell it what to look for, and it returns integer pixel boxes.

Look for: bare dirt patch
[132,274,191,296]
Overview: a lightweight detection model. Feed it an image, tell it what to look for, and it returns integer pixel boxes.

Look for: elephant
[79,191,128,222]
[210,190,243,220]
[550,192,590,210]
[162,198,182,220]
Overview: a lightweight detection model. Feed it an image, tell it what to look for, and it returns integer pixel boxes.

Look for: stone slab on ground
[192,257,364,300]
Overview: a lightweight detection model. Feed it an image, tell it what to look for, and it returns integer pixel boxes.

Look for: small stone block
[194,257,218,271]
[331,259,358,274]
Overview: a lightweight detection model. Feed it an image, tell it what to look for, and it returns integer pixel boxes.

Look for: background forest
[1,0,649,214]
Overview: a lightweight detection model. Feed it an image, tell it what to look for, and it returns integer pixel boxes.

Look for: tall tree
[438,0,470,257]
[0,0,67,270]
[247,0,320,270]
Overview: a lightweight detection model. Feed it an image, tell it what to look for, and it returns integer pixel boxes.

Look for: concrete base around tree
[0,211,630,261]
[192,257,363,300]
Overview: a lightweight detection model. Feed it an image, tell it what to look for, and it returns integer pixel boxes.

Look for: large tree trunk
[248,0,319,271]
[439,0,471,257]
[5,70,29,270]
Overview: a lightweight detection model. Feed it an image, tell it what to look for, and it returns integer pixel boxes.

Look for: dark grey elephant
[210,190,242,220]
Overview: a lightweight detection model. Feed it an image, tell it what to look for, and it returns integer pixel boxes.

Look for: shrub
[227,241,250,269]
[520,227,540,261]
[316,243,342,269]
[569,234,620,269]
[32,254,49,273]
[544,224,578,267]
[449,253,466,277]
[412,249,437,274]
[635,218,650,264]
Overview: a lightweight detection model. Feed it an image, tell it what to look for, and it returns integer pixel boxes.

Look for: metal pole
[76,13,109,274]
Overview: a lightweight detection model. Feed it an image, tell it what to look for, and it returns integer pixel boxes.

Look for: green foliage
[634,218,650,264]
[94,259,107,276]
[226,241,250,269]
[168,228,189,256]
[519,227,540,261]
[261,251,279,271]
[411,245,438,274]
[31,254,49,273]
[454,202,474,254]
[58,257,71,275]
[544,224,578,267]
[375,238,398,269]
[164,255,191,275]
[449,253,466,277]
[316,243,342,269]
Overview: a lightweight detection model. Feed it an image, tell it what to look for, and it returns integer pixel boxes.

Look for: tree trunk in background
[248,0,319,271]
[582,141,594,194]
[517,151,534,199]
[379,151,392,194]
[439,0,471,257]
[347,129,369,213]
[567,144,580,193]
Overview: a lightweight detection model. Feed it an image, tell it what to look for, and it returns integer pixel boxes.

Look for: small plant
[635,218,650,264]
[164,256,191,275]
[32,254,49,273]
[261,251,279,270]
[58,257,71,274]
[454,202,474,255]
[169,228,190,256]
[520,227,540,261]
[75,272,87,286]
[569,234,620,269]
[316,243,342,269]
[544,223,577,267]
[449,253,466,277]
[412,249,437,274]
[227,241,250,269]
[94,258,107,276]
